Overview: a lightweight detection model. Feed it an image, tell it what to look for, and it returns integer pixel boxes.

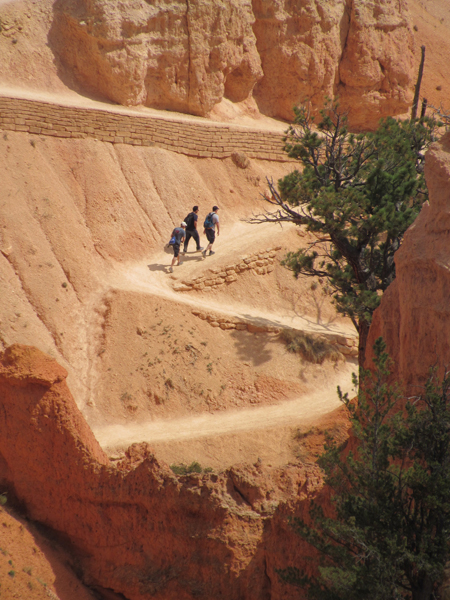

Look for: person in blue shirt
[202,206,220,258]
[168,222,186,273]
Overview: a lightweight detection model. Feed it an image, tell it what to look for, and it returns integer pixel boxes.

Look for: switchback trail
[93,221,357,458]
[108,222,356,339]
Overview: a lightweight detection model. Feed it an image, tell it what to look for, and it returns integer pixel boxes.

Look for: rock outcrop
[366,132,450,385]
[337,0,414,130]
[50,0,414,128]
[51,0,263,117]
[0,343,328,600]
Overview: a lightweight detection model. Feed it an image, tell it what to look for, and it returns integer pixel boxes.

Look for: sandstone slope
[0,122,356,470]
[0,504,97,600]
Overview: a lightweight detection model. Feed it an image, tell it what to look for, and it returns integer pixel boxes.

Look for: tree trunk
[411,45,426,120]
[420,98,428,118]
[411,574,434,600]
[358,319,370,370]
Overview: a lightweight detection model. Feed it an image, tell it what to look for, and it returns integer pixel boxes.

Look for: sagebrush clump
[280,329,342,364]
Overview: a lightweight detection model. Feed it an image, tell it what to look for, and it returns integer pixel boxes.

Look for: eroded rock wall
[252,0,348,121]
[366,132,450,384]
[337,0,414,130]
[0,344,324,600]
[51,0,263,116]
[50,0,414,128]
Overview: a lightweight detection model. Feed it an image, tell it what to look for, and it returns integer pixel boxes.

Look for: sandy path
[93,221,357,455]
[109,221,356,339]
[94,364,354,450]
[0,85,287,132]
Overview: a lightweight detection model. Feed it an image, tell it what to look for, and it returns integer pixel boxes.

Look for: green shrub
[170,461,204,476]
[280,329,342,364]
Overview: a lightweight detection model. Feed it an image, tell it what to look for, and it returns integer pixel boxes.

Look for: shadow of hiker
[180,255,204,263]
[147,264,170,272]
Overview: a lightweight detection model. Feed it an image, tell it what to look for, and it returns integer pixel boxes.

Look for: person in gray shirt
[202,206,220,258]
[168,222,186,272]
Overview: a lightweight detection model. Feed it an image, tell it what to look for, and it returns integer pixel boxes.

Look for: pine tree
[279,339,450,600]
[252,103,437,366]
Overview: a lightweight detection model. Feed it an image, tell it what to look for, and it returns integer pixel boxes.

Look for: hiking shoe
[202,250,207,258]
[168,266,173,273]
[197,247,204,252]
[209,251,215,256]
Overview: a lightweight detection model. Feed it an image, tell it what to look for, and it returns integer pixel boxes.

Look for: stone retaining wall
[173,247,281,292]
[0,96,289,161]
[190,309,358,357]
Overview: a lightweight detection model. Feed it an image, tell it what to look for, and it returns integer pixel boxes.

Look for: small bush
[170,461,204,476]
[231,151,250,169]
[292,426,319,441]
[0,494,7,506]
[280,329,342,364]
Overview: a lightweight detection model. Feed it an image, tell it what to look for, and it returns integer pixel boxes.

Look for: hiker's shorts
[205,229,215,244]
[173,243,181,258]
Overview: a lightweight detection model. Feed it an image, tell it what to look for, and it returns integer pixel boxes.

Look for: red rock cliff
[0,344,326,599]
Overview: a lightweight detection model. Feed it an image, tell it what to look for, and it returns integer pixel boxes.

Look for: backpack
[204,212,214,229]
[184,212,196,230]
[168,235,176,245]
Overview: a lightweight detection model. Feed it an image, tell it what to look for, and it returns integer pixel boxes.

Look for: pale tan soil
[96,362,356,469]
[88,221,356,468]
[0,506,95,600]
[409,0,450,113]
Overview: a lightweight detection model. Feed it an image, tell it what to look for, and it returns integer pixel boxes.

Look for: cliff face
[367,132,450,385]
[51,0,414,128]
[51,0,263,117]
[0,344,327,600]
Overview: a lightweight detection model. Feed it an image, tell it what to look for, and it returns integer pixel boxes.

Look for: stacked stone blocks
[172,247,281,292]
[0,96,289,161]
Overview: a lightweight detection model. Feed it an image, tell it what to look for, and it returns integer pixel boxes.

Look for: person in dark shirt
[168,222,186,273]
[183,206,203,253]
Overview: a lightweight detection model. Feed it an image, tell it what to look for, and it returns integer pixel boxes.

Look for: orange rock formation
[51,0,263,117]
[0,343,330,600]
[51,0,414,128]
[367,132,450,385]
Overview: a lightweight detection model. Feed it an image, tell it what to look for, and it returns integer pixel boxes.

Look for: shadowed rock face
[366,132,450,385]
[51,0,413,128]
[0,343,327,600]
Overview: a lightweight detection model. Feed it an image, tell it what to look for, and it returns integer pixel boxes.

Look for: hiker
[183,206,203,254]
[168,222,187,273]
[202,206,220,258]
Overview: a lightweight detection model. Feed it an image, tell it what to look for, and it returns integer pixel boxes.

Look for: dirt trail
[94,364,354,450]
[109,221,356,339]
[93,221,356,457]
